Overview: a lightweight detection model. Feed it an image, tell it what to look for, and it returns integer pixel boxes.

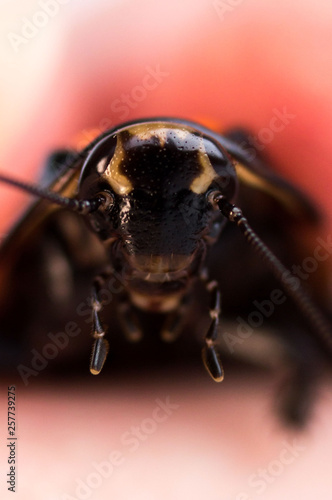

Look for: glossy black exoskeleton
[0,117,331,425]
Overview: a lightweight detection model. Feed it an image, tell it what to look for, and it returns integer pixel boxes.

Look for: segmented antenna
[216,195,332,354]
[0,172,101,214]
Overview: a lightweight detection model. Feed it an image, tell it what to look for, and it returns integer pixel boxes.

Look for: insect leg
[160,298,189,342]
[217,197,332,356]
[118,298,143,342]
[89,270,112,375]
[276,329,322,426]
[202,279,224,382]
[279,364,317,427]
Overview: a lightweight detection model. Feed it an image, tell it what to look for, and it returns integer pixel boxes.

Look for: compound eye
[95,190,115,215]
[206,189,222,210]
[88,190,116,235]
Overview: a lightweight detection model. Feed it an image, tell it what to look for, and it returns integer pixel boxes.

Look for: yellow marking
[170,128,191,142]
[133,253,192,274]
[128,122,194,148]
[130,291,182,312]
[103,135,133,195]
[103,122,219,195]
[190,138,218,194]
[96,158,107,174]
[128,123,168,147]
[236,162,300,214]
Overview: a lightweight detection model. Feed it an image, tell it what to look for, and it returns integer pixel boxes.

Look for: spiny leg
[90,269,112,375]
[202,279,224,382]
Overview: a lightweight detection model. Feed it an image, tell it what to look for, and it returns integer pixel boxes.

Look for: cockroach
[1,117,331,425]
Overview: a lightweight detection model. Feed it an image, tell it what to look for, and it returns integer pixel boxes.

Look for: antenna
[0,172,101,214]
[216,195,332,354]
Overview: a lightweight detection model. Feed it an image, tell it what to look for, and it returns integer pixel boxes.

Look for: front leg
[90,270,111,375]
[202,279,224,382]
[159,276,225,381]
